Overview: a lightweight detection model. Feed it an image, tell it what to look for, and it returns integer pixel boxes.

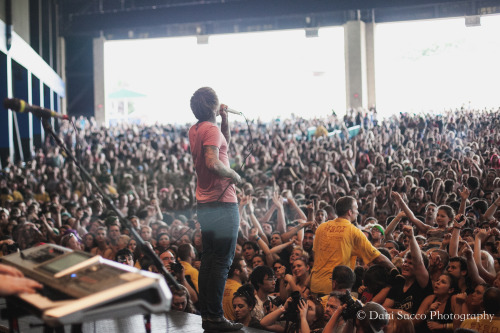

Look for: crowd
[1,106,500,332]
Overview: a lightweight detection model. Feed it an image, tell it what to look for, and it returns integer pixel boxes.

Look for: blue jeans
[197,202,239,320]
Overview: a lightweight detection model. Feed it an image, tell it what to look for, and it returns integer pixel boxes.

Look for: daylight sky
[104,14,500,125]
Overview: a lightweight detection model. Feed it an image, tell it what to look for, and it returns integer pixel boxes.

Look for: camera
[263,296,283,313]
[337,290,363,320]
[284,291,304,323]
[170,261,183,274]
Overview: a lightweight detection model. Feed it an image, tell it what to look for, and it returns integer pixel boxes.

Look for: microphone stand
[40,117,181,291]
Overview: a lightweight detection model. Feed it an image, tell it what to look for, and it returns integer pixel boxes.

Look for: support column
[365,22,376,109]
[0,52,13,167]
[344,20,376,110]
[93,36,106,126]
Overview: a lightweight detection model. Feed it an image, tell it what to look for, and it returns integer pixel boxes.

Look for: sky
[104,14,500,125]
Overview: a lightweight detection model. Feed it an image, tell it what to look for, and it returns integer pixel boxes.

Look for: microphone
[3,98,69,120]
[225,107,243,116]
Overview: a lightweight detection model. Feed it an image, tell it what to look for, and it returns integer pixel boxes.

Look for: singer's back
[188,121,236,204]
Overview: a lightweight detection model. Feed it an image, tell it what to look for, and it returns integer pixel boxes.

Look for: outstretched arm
[391,191,431,234]
[281,220,313,243]
[403,225,429,288]
[449,214,466,258]
[384,211,405,241]
[458,187,470,216]
[271,192,287,234]
[474,229,496,284]
[462,244,486,286]
[283,190,308,221]
[247,197,270,246]
[484,195,500,221]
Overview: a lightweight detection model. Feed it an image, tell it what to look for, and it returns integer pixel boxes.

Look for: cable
[216,113,254,202]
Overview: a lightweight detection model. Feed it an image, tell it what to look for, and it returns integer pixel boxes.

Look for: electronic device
[1,244,172,326]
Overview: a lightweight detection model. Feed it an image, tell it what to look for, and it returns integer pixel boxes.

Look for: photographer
[250,265,277,321]
[260,295,324,333]
[159,250,198,304]
[323,301,389,333]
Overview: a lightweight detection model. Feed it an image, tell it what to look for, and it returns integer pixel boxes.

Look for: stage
[0,299,271,333]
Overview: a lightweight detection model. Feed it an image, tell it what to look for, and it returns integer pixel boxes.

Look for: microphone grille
[3,98,21,111]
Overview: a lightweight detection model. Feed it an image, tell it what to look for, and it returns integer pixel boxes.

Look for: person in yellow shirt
[33,184,50,204]
[461,287,500,333]
[223,256,250,321]
[178,243,199,293]
[311,196,394,296]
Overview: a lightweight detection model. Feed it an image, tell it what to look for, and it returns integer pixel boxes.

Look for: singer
[188,87,243,332]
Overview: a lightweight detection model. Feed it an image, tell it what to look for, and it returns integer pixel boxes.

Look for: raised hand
[462,243,473,258]
[249,227,259,240]
[453,214,467,229]
[477,229,489,241]
[402,225,414,238]
[459,187,470,200]
[391,191,403,203]
[247,196,255,214]
[272,191,284,208]
[298,299,308,319]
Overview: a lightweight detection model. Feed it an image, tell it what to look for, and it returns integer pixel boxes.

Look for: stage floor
[0,299,271,333]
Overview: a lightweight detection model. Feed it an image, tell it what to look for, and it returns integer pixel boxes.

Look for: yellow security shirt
[311,218,380,295]
[461,316,500,332]
[222,279,242,321]
[180,261,199,292]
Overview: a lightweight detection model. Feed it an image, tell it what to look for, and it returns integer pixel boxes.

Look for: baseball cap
[371,224,385,236]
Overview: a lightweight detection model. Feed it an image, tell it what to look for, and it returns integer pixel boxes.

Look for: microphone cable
[216,113,254,202]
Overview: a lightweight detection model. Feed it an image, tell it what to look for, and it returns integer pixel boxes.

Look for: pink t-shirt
[189,121,237,203]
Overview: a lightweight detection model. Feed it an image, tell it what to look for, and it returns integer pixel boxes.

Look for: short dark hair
[323,205,335,217]
[377,247,391,260]
[467,176,479,190]
[449,256,467,272]
[250,265,274,291]
[335,196,356,217]
[405,250,429,269]
[331,265,355,290]
[304,229,315,236]
[115,248,134,262]
[363,265,389,294]
[472,200,489,214]
[242,241,259,252]
[177,243,193,261]
[483,287,500,315]
[228,256,244,278]
[384,240,399,251]
[190,87,218,121]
